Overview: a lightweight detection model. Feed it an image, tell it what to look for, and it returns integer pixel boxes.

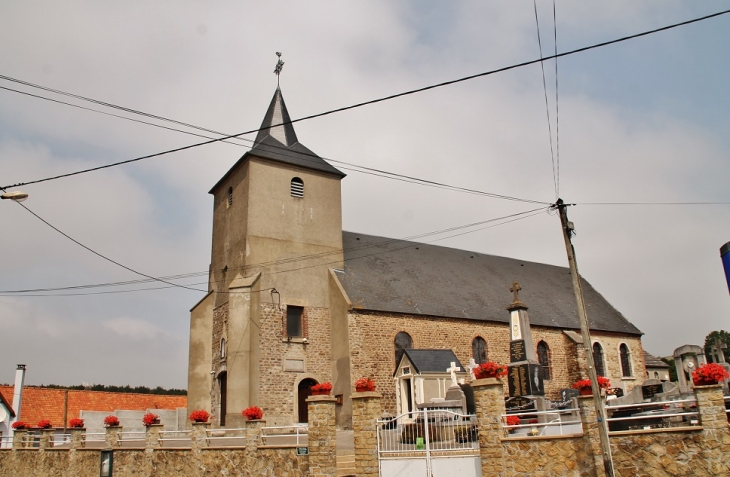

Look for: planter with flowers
[12,421,30,430]
[311,382,333,396]
[189,410,210,423]
[243,406,264,421]
[692,363,730,386]
[474,362,508,380]
[354,377,376,392]
[142,413,160,427]
[68,418,85,428]
[37,420,52,429]
[103,415,120,427]
[572,376,611,396]
[505,415,521,433]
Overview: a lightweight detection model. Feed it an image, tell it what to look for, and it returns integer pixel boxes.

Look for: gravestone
[673,345,708,393]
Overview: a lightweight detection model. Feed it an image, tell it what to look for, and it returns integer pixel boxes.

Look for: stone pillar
[472,378,506,477]
[70,428,86,449]
[191,422,209,450]
[104,426,122,449]
[352,391,382,477]
[145,423,163,450]
[694,384,730,474]
[245,419,265,452]
[12,429,27,449]
[38,428,54,450]
[577,395,605,477]
[307,395,337,477]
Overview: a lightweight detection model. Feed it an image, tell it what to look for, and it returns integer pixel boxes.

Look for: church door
[297,378,317,423]
[219,372,228,426]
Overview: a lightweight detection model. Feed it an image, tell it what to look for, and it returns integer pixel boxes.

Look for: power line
[552,0,561,198]
[3,7,728,191]
[577,202,730,205]
[533,0,557,200]
[0,207,548,297]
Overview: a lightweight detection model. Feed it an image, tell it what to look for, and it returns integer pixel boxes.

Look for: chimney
[11,364,26,423]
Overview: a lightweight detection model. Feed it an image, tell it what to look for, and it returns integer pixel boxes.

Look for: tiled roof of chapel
[0,386,186,428]
[336,232,642,336]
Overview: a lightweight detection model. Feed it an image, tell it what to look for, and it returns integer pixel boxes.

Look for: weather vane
[274,52,284,86]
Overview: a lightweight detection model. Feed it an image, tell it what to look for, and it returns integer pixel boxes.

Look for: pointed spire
[253,87,299,147]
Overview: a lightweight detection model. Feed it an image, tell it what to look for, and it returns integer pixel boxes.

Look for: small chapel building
[187,85,645,428]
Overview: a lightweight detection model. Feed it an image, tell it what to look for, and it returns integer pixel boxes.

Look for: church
[186,85,645,428]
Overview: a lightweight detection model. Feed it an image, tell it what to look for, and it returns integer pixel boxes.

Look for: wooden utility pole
[555,199,614,477]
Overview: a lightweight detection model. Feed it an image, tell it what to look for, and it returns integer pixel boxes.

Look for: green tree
[660,357,678,382]
[704,330,730,363]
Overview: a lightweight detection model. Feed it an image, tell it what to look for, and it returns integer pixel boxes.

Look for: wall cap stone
[352,391,382,399]
[306,395,336,403]
[471,377,504,388]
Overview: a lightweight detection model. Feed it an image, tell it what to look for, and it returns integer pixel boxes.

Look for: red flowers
[572,376,611,390]
[103,415,120,427]
[354,377,376,392]
[37,420,52,429]
[474,362,508,379]
[242,406,263,420]
[505,415,521,427]
[692,363,730,385]
[68,418,85,428]
[142,413,160,427]
[12,421,30,429]
[311,382,333,394]
[189,410,210,423]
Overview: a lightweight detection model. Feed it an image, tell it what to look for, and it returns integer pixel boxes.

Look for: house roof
[0,386,186,428]
[397,349,466,376]
[644,351,670,369]
[210,87,344,193]
[337,232,642,336]
[0,390,15,418]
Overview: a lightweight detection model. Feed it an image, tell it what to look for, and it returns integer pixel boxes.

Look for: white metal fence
[502,408,582,437]
[606,398,700,432]
[205,427,248,447]
[377,408,480,477]
[261,425,308,447]
[159,430,192,448]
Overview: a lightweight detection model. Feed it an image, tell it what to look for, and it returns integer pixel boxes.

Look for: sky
[1,1,729,389]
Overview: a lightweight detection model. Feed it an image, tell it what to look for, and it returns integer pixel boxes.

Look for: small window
[220,338,226,358]
[286,306,303,337]
[227,187,233,208]
[472,337,488,364]
[537,341,551,380]
[592,342,606,377]
[654,371,659,379]
[620,343,632,377]
[290,177,304,198]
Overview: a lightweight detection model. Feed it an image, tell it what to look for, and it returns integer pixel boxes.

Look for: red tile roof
[0,386,186,428]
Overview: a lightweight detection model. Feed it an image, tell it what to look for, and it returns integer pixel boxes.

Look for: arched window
[472,337,488,364]
[394,332,413,367]
[592,342,606,377]
[654,371,659,379]
[220,338,226,358]
[619,343,632,377]
[537,341,551,380]
[290,177,304,198]
[227,187,233,207]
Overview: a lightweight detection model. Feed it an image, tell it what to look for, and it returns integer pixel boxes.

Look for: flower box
[474,362,508,380]
[572,376,610,395]
[354,377,376,392]
[103,415,120,427]
[37,420,52,429]
[243,406,264,421]
[189,410,210,423]
[142,413,160,427]
[68,418,85,428]
[12,421,30,430]
[311,382,332,396]
[692,363,729,386]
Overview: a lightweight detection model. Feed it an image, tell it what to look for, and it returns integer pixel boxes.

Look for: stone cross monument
[506,282,544,397]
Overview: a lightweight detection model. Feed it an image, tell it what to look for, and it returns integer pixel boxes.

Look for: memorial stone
[506,282,544,397]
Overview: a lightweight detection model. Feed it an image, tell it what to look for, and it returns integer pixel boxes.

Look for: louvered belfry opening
[290,177,304,198]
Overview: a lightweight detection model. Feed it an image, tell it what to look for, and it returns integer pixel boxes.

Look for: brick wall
[347,310,644,414]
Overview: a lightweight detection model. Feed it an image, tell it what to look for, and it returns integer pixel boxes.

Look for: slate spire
[253,86,299,148]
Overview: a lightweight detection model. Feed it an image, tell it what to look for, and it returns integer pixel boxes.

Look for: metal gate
[377,408,481,477]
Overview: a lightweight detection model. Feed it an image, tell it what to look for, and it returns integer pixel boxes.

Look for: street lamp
[1,191,28,202]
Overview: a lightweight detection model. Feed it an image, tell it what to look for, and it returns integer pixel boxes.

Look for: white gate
[377,408,481,477]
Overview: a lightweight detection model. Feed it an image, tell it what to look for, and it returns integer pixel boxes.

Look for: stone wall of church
[347,310,644,414]
[257,303,332,424]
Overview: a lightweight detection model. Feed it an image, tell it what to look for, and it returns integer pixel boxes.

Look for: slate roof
[210,87,344,193]
[0,386,186,428]
[644,351,670,369]
[398,349,466,376]
[337,232,642,336]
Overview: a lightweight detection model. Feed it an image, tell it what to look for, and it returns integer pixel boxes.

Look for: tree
[704,330,730,363]
[660,357,678,382]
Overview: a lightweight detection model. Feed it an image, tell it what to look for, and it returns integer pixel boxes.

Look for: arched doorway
[297,378,318,423]
[218,372,228,426]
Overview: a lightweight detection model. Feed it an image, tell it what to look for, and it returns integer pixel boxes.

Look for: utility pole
[554,199,614,477]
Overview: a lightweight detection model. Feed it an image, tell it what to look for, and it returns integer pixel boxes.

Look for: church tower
[187,85,346,427]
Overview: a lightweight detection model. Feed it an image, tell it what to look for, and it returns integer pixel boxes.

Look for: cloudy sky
[1,2,729,389]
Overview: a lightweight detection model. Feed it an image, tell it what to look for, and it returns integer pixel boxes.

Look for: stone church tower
[187,86,347,427]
